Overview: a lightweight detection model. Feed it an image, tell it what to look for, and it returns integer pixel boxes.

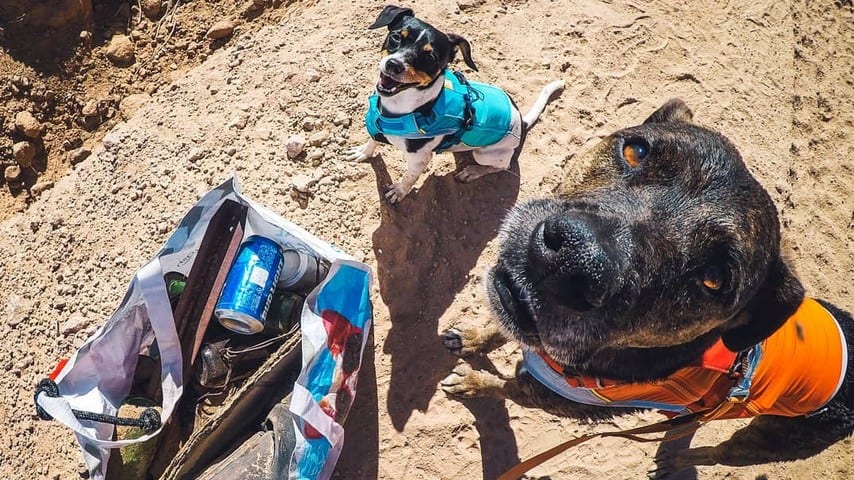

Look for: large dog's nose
[384,58,405,75]
[528,213,621,310]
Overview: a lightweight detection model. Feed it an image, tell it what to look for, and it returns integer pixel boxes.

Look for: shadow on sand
[357,148,522,478]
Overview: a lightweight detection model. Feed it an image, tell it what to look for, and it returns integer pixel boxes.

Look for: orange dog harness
[524,298,847,418]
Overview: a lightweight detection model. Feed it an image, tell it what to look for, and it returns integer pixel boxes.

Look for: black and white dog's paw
[344,141,377,163]
[384,182,410,203]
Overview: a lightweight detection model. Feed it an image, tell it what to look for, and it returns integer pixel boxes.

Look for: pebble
[105,35,135,65]
[60,313,92,337]
[228,114,248,129]
[140,0,162,19]
[16,355,33,370]
[307,149,324,164]
[457,0,486,11]
[31,181,54,196]
[306,69,321,82]
[332,114,351,127]
[207,20,236,40]
[14,111,43,139]
[68,148,91,166]
[308,130,329,147]
[62,134,83,151]
[255,128,272,140]
[187,148,206,162]
[12,141,37,168]
[81,99,100,118]
[286,135,307,158]
[4,165,22,183]
[301,117,319,131]
[119,93,151,118]
[291,174,315,193]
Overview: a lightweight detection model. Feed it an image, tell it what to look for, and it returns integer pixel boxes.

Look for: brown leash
[497,400,742,480]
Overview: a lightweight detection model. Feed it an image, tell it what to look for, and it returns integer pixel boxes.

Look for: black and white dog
[347,5,565,203]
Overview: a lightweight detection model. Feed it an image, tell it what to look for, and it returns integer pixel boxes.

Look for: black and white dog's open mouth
[376,72,415,95]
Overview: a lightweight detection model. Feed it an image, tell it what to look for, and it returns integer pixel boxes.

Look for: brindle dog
[441,99,854,473]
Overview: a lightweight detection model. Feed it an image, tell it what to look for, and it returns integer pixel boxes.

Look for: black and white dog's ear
[643,98,694,124]
[721,258,805,352]
[447,33,478,72]
[369,5,415,29]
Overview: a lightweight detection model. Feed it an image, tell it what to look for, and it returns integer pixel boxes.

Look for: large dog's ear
[369,5,414,29]
[721,258,805,352]
[447,33,478,71]
[643,99,694,124]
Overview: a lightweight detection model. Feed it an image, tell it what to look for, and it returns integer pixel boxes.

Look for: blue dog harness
[364,70,514,153]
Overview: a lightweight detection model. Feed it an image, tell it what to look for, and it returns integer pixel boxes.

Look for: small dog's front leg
[386,151,432,203]
[345,139,379,163]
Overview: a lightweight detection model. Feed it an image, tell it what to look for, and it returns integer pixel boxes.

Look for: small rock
[207,20,236,40]
[255,128,272,140]
[62,134,83,151]
[12,141,37,168]
[228,114,248,129]
[4,165,22,182]
[31,181,54,196]
[140,0,162,19]
[105,35,135,65]
[81,99,99,118]
[119,93,151,118]
[291,174,315,193]
[457,0,486,11]
[306,69,321,82]
[16,355,33,370]
[286,135,306,158]
[61,313,92,336]
[187,148,206,162]
[102,131,122,152]
[332,114,351,127]
[301,117,318,131]
[308,149,324,165]
[240,0,266,17]
[14,111,42,139]
[68,148,91,165]
[308,130,329,147]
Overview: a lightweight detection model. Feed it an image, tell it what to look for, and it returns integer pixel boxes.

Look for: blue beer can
[215,236,284,334]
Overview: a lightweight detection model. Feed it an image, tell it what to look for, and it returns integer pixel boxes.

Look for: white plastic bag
[34,176,373,480]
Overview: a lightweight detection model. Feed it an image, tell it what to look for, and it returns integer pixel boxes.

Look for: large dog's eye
[387,31,402,49]
[622,140,649,168]
[701,266,724,291]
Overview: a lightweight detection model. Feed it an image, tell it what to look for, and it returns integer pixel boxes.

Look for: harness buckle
[461,95,475,131]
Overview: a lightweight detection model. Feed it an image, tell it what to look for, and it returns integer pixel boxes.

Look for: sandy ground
[1,0,852,479]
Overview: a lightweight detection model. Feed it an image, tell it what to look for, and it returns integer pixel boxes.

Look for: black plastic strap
[34,378,162,433]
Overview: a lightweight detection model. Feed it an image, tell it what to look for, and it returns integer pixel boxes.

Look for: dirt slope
[1,0,851,479]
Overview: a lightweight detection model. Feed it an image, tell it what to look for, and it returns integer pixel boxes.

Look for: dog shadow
[368,151,520,439]
[659,415,853,474]
[651,414,854,479]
